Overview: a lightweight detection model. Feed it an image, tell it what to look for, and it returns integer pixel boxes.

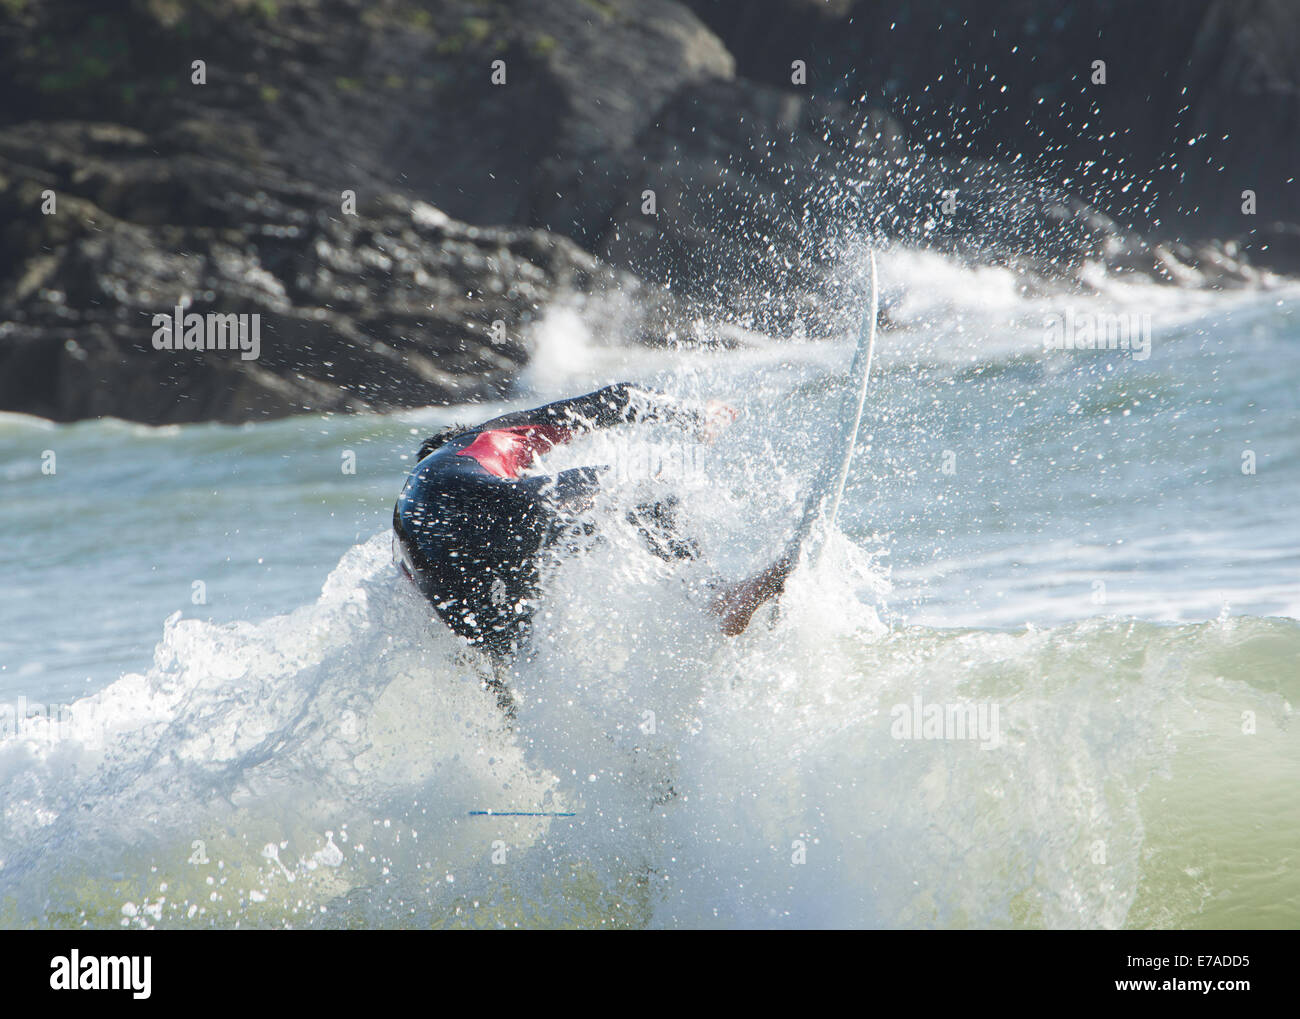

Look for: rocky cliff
[0,0,1294,424]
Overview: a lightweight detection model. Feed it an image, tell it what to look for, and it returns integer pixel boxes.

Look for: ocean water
[0,247,1296,928]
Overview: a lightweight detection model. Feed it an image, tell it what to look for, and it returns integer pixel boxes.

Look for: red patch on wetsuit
[456,424,571,478]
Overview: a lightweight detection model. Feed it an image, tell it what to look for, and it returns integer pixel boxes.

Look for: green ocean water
[1,254,1296,927]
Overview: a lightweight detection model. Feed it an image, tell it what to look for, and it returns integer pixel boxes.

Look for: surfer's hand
[710,556,793,636]
[700,400,738,442]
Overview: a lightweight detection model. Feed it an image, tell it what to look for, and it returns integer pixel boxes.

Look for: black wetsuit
[393,383,702,657]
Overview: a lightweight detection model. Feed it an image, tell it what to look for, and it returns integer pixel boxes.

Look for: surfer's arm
[478,383,721,437]
[512,465,606,513]
[710,555,795,636]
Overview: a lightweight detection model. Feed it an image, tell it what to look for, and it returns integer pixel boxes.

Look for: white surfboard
[782,249,879,568]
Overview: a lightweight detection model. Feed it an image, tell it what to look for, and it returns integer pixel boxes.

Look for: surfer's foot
[710,556,794,636]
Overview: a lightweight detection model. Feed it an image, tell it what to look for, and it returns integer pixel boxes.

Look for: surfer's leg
[453,646,518,719]
[486,655,519,719]
[710,556,795,636]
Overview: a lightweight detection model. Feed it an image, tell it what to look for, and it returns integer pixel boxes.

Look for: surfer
[392,382,793,659]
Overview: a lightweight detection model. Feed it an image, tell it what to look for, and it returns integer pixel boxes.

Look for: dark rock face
[0,121,698,424]
[680,0,1299,245]
[0,1,716,424]
[537,74,1267,335]
[0,0,1294,424]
